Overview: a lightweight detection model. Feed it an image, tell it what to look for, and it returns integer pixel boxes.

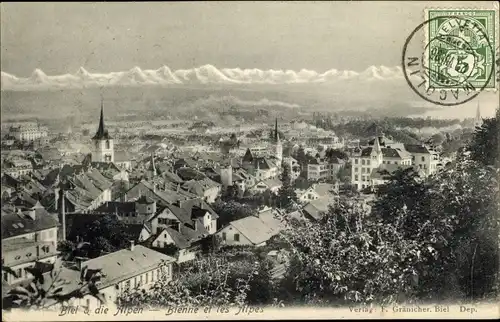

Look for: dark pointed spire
[92,98,111,140]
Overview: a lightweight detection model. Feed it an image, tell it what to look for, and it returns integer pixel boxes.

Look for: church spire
[150,152,157,177]
[92,98,111,140]
[474,102,483,128]
[373,135,382,154]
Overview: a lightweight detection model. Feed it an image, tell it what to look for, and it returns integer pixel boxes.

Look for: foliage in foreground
[118,252,276,308]
[2,261,106,310]
[277,109,500,305]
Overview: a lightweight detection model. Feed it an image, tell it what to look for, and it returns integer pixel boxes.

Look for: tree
[294,146,308,167]
[221,184,238,202]
[325,148,348,161]
[211,199,255,228]
[2,261,106,310]
[468,108,499,168]
[76,215,135,254]
[430,132,446,146]
[278,140,499,305]
[277,163,299,211]
[118,254,273,308]
[278,198,424,305]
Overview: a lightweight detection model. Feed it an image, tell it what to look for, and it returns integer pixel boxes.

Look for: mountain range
[1,64,406,91]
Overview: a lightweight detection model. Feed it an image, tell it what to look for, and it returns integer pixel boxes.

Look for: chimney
[130,240,135,251]
[75,256,88,270]
[54,188,60,211]
[61,191,66,241]
[27,208,36,220]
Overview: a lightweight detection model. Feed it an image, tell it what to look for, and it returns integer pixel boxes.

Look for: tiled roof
[381,148,412,159]
[302,198,331,221]
[1,207,59,239]
[312,183,336,198]
[95,201,136,214]
[162,171,184,184]
[258,178,282,189]
[228,214,281,245]
[182,178,220,196]
[404,144,431,154]
[360,147,374,157]
[82,245,175,289]
[257,209,286,231]
[242,149,254,162]
[164,204,192,225]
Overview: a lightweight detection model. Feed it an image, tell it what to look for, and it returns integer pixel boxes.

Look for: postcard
[1,1,499,321]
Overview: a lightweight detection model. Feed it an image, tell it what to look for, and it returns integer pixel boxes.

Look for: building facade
[2,202,59,286]
[9,123,49,142]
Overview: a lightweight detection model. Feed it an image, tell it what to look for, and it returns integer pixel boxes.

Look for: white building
[351,134,439,190]
[2,159,33,178]
[9,123,48,142]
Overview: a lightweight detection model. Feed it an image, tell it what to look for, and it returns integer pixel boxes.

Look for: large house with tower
[351,133,440,191]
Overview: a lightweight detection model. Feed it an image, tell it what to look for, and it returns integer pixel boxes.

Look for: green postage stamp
[425,9,497,90]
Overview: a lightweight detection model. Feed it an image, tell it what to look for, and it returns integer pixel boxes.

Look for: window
[421,156,425,162]
[48,230,54,238]
[105,140,110,149]
[354,175,358,181]
[355,167,358,172]
[367,160,371,165]
[361,159,365,165]
[234,234,240,242]
[222,232,226,241]
[86,299,90,308]
[145,272,149,284]
[3,272,8,282]
[354,159,358,164]
[16,268,22,278]
[139,275,143,286]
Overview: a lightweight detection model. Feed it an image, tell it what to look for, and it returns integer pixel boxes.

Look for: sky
[1,1,497,119]
[2,1,487,76]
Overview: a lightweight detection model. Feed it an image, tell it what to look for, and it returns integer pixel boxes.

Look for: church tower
[370,135,383,169]
[474,102,483,128]
[91,100,114,163]
[273,118,283,168]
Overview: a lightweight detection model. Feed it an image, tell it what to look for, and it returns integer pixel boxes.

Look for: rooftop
[82,245,175,289]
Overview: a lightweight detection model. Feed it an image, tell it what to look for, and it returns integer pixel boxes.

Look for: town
[1,97,491,311]
[2,2,499,316]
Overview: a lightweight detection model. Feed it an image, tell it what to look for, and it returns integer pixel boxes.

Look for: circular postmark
[402,15,495,106]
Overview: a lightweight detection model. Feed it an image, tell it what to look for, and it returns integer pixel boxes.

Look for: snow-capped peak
[0,64,406,90]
